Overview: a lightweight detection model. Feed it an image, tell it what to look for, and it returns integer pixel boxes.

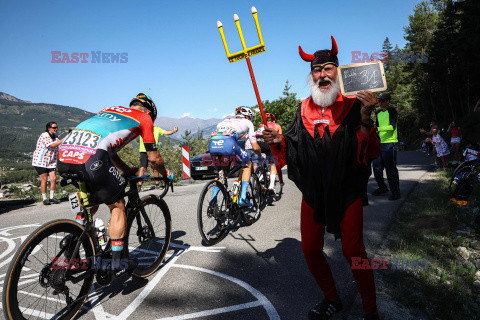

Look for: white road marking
[0,236,16,261]
[168,242,225,253]
[156,301,263,320]
[17,290,66,304]
[115,250,182,319]
[129,246,162,256]
[0,224,41,236]
[171,264,280,320]
[85,283,109,320]
[49,235,65,239]
[19,306,55,319]
[19,272,40,279]
[10,235,29,243]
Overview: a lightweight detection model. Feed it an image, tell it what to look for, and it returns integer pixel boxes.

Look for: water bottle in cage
[231,180,240,203]
[94,219,107,250]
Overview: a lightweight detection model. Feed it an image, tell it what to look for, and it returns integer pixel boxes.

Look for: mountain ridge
[0,92,222,157]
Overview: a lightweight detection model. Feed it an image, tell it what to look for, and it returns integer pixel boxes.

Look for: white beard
[308,73,340,107]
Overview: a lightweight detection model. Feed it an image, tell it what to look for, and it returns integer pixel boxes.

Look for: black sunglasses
[50,126,58,129]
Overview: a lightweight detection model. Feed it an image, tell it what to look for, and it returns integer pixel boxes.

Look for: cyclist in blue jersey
[58,93,174,270]
[209,106,261,207]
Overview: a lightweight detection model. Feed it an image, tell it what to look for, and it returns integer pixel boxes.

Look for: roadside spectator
[372,93,401,201]
[137,126,178,190]
[420,119,438,156]
[32,122,64,205]
[447,120,461,164]
[426,128,450,169]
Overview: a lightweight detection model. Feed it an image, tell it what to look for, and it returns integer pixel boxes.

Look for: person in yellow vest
[372,93,401,200]
[138,126,178,190]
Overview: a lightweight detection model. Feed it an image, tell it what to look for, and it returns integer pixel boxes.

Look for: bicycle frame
[64,176,168,281]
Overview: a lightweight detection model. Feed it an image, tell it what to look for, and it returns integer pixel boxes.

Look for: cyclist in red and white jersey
[209,106,261,207]
[58,93,173,269]
[254,113,283,190]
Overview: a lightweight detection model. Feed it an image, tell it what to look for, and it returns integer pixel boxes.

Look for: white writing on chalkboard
[359,69,379,87]
[338,61,387,95]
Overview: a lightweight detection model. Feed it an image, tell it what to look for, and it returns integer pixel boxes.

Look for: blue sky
[0,0,421,119]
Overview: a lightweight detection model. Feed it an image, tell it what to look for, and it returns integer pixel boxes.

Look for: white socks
[42,193,47,201]
[269,174,277,189]
[50,190,54,199]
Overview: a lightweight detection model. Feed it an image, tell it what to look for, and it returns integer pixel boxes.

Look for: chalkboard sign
[338,61,387,95]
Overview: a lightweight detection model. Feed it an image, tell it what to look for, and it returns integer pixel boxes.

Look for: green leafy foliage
[252,81,301,129]
[383,0,480,146]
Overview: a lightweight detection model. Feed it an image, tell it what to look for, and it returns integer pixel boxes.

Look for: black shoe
[49,198,61,204]
[372,188,389,196]
[363,313,380,320]
[308,298,343,319]
[43,199,51,205]
[388,193,401,201]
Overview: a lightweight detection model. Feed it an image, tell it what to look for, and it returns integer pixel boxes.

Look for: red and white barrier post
[182,145,190,179]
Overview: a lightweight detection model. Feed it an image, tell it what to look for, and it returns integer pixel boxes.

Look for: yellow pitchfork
[217,6,268,125]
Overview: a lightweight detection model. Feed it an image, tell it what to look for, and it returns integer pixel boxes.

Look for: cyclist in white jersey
[209,106,261,206]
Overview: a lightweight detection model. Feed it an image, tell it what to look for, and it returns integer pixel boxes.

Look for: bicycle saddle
[59,173,82,187]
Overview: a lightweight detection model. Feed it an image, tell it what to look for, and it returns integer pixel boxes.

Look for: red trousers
[301,197,377,314]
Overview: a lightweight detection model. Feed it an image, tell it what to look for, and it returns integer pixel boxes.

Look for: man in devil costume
[264,36,380,320]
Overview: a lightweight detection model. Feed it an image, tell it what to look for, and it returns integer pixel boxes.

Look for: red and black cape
[273,94,380,238]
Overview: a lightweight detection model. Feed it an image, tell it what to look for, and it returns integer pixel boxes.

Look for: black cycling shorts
[139,152,148,168]
[57,150,125,205]
[34,166,56,175]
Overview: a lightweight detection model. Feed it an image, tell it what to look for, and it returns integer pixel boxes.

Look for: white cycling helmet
[235,106,253,119]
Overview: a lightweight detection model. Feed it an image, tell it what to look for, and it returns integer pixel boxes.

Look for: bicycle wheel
[126,195,172,278]
[2,219,95,320]
[241,173,262,225]
[449,165,474,198]
[197,180,229,245]
[254,167,268,210]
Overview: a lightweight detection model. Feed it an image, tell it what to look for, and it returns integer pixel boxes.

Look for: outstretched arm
[163,127,179,136]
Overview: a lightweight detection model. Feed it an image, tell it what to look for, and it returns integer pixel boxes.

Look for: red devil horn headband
[298,35,338,60]
[329,36,338,56]
[298,46,314,62]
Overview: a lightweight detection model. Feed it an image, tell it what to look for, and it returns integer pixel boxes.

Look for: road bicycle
[254,156,282,210]
[197,165,262,245]
[2,174,172,320]
[449,158,480,204]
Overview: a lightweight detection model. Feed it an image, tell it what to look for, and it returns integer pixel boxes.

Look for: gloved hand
[124,167,138,177]
[165,169,174,182]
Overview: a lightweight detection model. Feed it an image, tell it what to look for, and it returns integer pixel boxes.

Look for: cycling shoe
[238,198,253,207]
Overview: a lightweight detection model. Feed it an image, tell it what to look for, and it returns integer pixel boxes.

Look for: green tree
[381,37,393,73]
[158,137,182,182]
[252,80,301,129]
[117,145,139,168]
